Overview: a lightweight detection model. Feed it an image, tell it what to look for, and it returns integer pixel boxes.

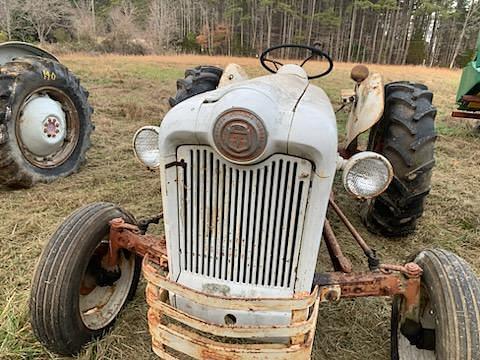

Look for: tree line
[0,0,479,67]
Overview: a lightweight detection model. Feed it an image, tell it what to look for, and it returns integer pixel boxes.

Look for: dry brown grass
[0,54,479,359]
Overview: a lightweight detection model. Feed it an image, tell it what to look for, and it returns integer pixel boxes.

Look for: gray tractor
[0,42,92,188]
[30,44,479,359]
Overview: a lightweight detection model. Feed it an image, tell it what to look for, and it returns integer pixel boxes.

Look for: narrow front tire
[30,202,141,356]
[391,249,480,360]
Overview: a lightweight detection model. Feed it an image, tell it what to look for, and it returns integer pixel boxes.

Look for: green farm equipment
[453,32,480,125]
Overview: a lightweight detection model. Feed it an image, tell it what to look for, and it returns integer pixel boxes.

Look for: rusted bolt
[110,218,125,227]
[325,290,338,301]
[405,262,423,278]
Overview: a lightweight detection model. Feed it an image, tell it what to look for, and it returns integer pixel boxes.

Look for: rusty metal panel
[149,322,313,360]
[143,259,318,312]
[146,286,316,339]
[144,258,318,360]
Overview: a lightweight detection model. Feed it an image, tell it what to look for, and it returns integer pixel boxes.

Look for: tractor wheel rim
[397,285,436,360]
[79,247,135,331]
[16,87,80,169]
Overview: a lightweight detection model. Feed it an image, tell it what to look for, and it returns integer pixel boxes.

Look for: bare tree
[71,0,96,42]
[109,0,137,38]
[0,0,17,40]
[22,0,72,43]
[148,0,177,52]
[101,1,147,54]
[450,0,480,68]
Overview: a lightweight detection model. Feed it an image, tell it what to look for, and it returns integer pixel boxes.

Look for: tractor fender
[0,41,58,66]
[218,63,249,87]
[345,73,384,147]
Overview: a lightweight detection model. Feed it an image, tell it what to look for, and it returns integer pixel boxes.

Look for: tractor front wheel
[391,249,480,360]
[30,202,141,356]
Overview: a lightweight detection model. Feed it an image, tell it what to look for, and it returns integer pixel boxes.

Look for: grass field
[0,54,479,359]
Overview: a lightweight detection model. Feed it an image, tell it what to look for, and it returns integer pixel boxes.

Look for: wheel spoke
[264,58,284,71]
[300,54,314,67]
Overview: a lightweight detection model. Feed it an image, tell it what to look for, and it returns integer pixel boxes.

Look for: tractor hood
[157,64,338,296]
[158,64,337,180]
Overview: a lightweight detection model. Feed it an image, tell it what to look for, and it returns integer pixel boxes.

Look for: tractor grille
[176,146,312,288]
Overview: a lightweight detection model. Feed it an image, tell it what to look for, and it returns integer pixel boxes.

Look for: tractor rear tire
[30,202,141,356]
[362,82,437,237]
[169,65,223,107]
[0,56,93,188]
[391,249,480,360]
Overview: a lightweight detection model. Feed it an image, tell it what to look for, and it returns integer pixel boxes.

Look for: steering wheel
[260,44,334,79]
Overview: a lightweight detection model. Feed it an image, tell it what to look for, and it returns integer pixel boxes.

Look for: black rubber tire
[30,202,141,356]
[362,81,437,237]
[169,65,223,107]
[0,56,93,188]
[391,249,480,359]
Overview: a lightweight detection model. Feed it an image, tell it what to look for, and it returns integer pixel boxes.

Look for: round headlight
[133,126,161,169]
[342,152,393,199]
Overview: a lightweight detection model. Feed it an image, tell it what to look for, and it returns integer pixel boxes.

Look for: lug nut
[405,262,423,277]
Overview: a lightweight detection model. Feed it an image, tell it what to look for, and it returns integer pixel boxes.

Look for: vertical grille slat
[238,171,249,283]
[243,170,255,284]
[177,146,312,289]
[257,165,272,286]
[214,159,223,278]
[221,164,230,280]
[226,168,236,281]
[271,160,287,286]
[191,150,199,273]
[207,153,215,277]
[198,150,206,275]
[250,168,264,285]
[288,182,306,287]
[282,163,299,287]
[275,161,292,286]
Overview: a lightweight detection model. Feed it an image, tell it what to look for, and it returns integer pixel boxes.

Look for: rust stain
[143,256,319,359]
[106,218,168,270]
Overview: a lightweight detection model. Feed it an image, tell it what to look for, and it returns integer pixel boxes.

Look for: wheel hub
[79,251,135,331]
[19,95,67,158]
[43,116,61,138]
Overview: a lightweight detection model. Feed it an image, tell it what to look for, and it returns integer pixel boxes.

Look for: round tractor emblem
[213,109,267,162]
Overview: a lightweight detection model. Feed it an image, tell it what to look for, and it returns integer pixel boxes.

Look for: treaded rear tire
[30,202,141,356]
[391,249,480,359]
[362,81,437,237]
[169,65,223,107]
[0,56,93,188]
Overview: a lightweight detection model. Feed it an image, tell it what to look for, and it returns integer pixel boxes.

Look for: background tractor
[452,32,480,133]
[30,44,479,359]
[0,42,92,188]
